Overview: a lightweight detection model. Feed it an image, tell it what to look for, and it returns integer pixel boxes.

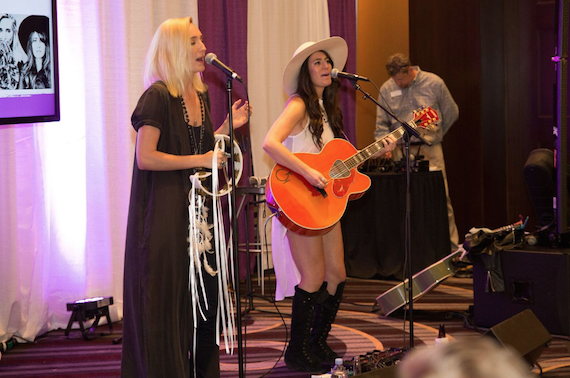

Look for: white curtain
[0,0,329,344]
[247,0,330,179]
[246,0,329,273]
[0,0,198,343]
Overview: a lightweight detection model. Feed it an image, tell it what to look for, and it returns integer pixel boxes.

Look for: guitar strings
[325,108,435,180]
[327,127,405,179]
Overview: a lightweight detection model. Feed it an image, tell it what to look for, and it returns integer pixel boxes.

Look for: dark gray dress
[121,81,219,378]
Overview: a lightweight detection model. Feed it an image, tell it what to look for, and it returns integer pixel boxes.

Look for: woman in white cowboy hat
[263,37,396,372]
[18,15,50,89]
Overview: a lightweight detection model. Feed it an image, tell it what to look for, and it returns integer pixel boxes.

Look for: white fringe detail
[188,135,238,373]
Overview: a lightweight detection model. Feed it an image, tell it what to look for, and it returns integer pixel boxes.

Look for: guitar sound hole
[331,160,350,179]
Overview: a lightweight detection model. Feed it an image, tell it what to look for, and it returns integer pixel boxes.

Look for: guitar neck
[328,106,437,179]
[337,127,406,174]
[489,217,528,235]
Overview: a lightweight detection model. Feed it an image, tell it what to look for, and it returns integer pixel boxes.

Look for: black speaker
[484,309,552,366]
[473,248,570,335]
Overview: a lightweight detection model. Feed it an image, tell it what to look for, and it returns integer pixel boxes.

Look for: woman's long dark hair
[296,50,344,149]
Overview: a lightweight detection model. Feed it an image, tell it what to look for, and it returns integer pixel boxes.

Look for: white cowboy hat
[282,36,348,96]
[18,15,49,50]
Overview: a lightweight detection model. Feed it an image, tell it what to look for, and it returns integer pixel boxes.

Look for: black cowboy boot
[310,281,346,363]
[284,286,323,373]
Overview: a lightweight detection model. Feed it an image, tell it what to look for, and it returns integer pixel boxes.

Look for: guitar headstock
[509,215,529,231]
[492,215,529,234]
[412,106,439,130]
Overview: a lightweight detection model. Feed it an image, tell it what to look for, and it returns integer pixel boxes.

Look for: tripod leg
[65,311,77,336]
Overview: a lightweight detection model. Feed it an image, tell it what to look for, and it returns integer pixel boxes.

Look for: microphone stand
[350,80,431,349]
[225,77,245,378]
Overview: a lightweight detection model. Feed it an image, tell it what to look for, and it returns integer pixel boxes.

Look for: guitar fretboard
[329,127,406,179]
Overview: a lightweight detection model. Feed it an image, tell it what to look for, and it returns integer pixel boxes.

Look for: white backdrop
[247,0,330,179]
[0,0,330,344]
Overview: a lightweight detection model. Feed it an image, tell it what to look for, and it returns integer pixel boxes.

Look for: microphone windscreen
[330,68,340,79]
[205,53,217,65]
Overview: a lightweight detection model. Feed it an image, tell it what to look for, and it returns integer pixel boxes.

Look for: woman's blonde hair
[397,338,534,378]
[143,17,206,96]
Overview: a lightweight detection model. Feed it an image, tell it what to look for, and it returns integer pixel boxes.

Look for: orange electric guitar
[266,106,439,235]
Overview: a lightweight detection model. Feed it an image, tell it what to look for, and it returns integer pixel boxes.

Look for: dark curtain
[328,0,357,144]
[197,0,253,280]
[197,0,248,128]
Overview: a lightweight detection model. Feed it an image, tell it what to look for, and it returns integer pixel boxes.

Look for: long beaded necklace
[181,93,205,155]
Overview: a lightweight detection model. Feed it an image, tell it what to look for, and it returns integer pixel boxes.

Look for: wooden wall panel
[356,0,409,149]
[409,0,484,236]
[357,0,560,239]
[408,0,558,235]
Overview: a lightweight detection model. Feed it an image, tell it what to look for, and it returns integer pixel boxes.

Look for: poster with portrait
[0,0,59,124]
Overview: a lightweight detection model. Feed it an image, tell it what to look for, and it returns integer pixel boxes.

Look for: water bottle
[435,324,449,346]
[331,357,348,377]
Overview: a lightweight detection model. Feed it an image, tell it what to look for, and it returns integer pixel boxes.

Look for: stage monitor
[0,0,60,125]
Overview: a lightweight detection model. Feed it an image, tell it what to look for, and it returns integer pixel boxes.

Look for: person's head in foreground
[397,337,534,378]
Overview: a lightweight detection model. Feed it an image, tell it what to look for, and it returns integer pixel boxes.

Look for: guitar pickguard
[332,170,356,198]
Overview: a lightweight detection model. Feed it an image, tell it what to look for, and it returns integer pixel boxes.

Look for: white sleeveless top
[272,99,336,301]
[283,100,335,154]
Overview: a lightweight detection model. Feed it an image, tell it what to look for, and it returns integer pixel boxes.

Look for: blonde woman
[0,14,27,89]
[121,17,249,378]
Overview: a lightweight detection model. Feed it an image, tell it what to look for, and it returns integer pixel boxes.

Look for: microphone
[331,68,370,82]
[205,53,243,83]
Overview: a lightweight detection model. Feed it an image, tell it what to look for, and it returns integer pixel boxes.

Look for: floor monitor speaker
[484,309,552,366]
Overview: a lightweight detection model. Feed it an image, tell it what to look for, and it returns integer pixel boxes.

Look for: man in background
[375,53,459,253]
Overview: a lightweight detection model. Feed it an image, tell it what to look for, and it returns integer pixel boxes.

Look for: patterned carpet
[1,275,570,377]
